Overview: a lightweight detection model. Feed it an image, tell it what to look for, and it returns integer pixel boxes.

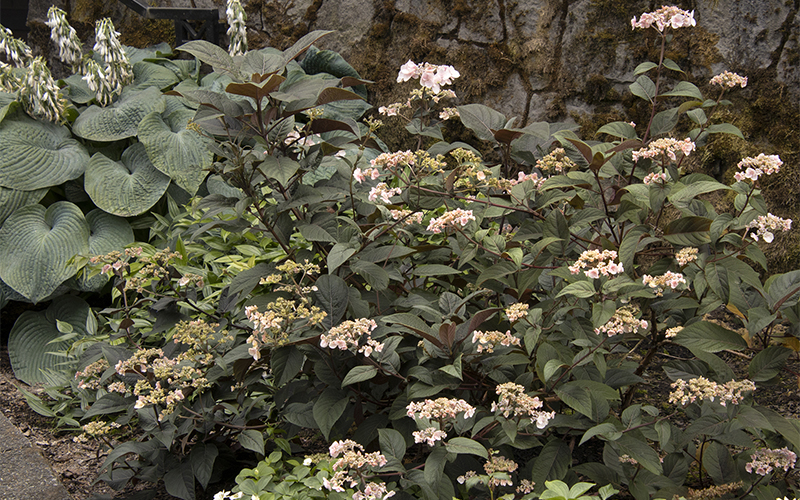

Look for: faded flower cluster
[45,6,83,69]
[668,377,756,406]
[323,440,394,500]
[427,208,475,233]
[472,329,521,353]
[675,247,699,266]
[389,209,424,226]
[535,148,577,174]
[226,0,248,56]
[643,172,669,185]
[709,71,748,88]
[734,154,782,182]
[631,6,696,32]
[320,318,383,357]
[397,60,460,93]
[568,249,624,279]
[665,326,684,338]
[412,427,448,446]
[632,137,696,163]
[595,307,648,337]
[492,382,554,429]
[642,271,686,296]
[368,183,402,204]
[746,213,792,243]
[406,397,476,421]
[458,451,520,489]
[504,303,529,322]
[745,447,797,476]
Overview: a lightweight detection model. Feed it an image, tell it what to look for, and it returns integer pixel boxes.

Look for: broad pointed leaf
[0,111,89,190]
[73,87,166,141]
[0,201,89,302]
[129,61,180,91]
[76,209,135,292]
[85,143,171,216]
[138,109,213,195]
[8,295,93,385]
[0,186,47,226]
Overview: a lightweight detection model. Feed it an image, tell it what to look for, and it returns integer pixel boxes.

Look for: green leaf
[0,186,48,226]
[633,62,658,75]
[0,112,89,190]
[660,81,703,100]
[767,270,800,310]
[164,461,196,500]
[662,58,684,73]
[669,181,730,208]
[379,428,407,461]
[530,440,571,493]
[702,441,738,484]
[557,281,596,299]
[629,75,656,103]
[299,223,337,243]
[260,155,300,187]
[0,202,89,303]
[445,437,488,458]
[84,393,133,419]
[73,87,166,141]
[413,264,463,277]
[580,422,621,445]
[138,109,213,196]
[351,260,390,290]
[749,346,792,382]
[129,61,180,91]
[85,143,171,217]
[673,321,747,352]
[313,388,349,440]
[76,209,135,292]
[663,216,712,246]
[177,40,238,78]
[650,107,679,137]
[238,429,265,455]
[457,103,506,142]
[7,296,93,383]
[596,121,637,140]
[341,365,378,387]
[190,443,218,490]
[706,123,744,139]
[270,346,305,386]
[616,435,662,474]
[327,243,356,272]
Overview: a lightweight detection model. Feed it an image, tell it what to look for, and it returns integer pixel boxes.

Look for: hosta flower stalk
[226,0,248,56]
[0,24,31,67]
[45,6,83,70]
[19,56,67,123]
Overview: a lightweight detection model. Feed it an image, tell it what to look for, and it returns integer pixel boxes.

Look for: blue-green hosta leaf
[128,61,180,92]
[0,186,48,226]
[73,87,166,141]
[0,111,89,190]
[76,209,135,292]
[0,92,20,124]
[8,295,94,385]
[206,174,244,199]
[138,109,213,195]
[85,143,170,217]
[123,43,172,64]
[60,74,95,104]
[0,201,90,303]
